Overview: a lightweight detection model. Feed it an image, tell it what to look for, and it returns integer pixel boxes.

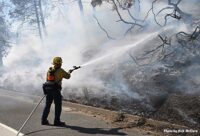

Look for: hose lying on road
[16,95,46,136]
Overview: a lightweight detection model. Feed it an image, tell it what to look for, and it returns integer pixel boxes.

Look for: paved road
[0,89,143,136]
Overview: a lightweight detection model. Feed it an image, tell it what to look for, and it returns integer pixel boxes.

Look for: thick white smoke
[1,1,134,95]
[0,0,199,105]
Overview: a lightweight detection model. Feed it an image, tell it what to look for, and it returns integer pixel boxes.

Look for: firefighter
[41,57,70,126]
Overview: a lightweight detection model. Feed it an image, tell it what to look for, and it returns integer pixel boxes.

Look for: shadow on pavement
[25,125,127,135]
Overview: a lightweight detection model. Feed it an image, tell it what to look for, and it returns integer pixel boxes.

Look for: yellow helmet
[52,57,62,65]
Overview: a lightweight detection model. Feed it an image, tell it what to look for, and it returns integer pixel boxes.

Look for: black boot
[54,121,65,126]
[41,120,50,125]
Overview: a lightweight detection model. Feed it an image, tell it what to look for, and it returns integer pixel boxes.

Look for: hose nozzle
[73,66,81,70]
[69,66,81,73]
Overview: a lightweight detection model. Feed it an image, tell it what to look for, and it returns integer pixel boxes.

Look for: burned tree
[78,0,84,16]
[151,0,193,26]
[91,0,198,37]
[112,0,143,34]
[90,0,200,66]
[91,0,144,37]
[9,0,48,40]
[142,35,172,61]
[176,26,200,44]
[0,1,10,67]
[129,34,173,65]
[131,25,200,67]
[0,17,10,67]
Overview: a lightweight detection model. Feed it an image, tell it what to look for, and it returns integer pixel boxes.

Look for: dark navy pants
[42,90,62,122]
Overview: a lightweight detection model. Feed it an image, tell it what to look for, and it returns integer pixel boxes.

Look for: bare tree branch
[176,26,200,44]
[135,34,173,63]
[127,9,143,22]
[142,0,162,26]
[124,24,136,35]
[93,15,115,40]
[112,0,143,27]
[143,0,191,26]
[161,0,192,25]
[137,0,141,12]
[156,6,174,16]
[111,0,144,35]
[143,35,171,55]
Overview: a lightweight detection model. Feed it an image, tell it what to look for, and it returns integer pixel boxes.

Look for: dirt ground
[62,100,199,136]
[154,94,200,128]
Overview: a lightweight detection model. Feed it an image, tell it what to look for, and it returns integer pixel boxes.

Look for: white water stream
[80,26,174,67]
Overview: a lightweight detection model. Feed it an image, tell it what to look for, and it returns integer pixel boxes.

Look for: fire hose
[16,95,46,136]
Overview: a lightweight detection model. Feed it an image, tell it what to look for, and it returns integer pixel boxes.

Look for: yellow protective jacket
[46,67,70,85]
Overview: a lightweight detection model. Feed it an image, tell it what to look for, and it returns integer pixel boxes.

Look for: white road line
[0,122,24,136]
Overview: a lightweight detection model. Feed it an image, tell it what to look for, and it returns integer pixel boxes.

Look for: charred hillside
[63,26,200,127]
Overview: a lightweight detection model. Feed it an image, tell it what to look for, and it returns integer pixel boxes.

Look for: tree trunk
[78,0,84,16]
[0,53,3,67]
[34,0,43,40]
[135,0,140,11]
[39,0,47,36]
